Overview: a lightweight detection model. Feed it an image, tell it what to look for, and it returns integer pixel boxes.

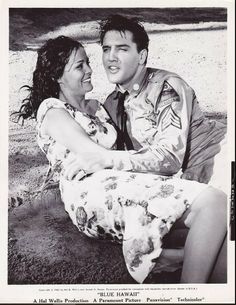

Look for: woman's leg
[208,235,227,283]
[180,187,227,283]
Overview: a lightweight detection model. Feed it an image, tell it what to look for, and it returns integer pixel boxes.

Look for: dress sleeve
[37,97,71,126]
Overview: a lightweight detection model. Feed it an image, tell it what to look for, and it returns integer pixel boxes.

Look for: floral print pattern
[37,97,207,283]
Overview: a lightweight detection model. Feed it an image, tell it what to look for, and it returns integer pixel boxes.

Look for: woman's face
[58,47,93,98]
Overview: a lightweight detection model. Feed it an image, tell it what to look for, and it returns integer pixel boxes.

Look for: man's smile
[108,65,120,73]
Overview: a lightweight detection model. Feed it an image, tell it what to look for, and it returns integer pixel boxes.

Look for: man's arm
[126,77,196,175]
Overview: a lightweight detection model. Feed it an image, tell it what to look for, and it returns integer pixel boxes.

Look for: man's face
[102,30,143,89]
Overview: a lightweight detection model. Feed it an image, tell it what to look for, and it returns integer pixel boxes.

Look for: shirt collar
[115,67,149,97]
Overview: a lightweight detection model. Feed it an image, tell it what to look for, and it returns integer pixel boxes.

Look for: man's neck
[118,66,147,93]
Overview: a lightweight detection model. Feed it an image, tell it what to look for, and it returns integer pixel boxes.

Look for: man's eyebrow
[102,44,130,48]
[117,44,130,48]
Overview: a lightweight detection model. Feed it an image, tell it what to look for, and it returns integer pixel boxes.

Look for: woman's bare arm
[42,108,132,176]
[42,108,108,155]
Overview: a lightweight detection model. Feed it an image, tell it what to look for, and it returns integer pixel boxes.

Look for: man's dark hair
[100,14,149,54]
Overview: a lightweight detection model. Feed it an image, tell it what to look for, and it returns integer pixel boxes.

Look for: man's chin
[106,74,122,85]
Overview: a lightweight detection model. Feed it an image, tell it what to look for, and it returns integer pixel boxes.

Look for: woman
[14,36,227,284]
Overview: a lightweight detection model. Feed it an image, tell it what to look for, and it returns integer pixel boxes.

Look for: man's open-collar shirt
[104,67,226,182]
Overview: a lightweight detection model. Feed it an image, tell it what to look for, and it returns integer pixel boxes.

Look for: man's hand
[63,151,113,181]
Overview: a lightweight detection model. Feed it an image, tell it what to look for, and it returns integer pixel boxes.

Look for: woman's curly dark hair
[13,36,83,124]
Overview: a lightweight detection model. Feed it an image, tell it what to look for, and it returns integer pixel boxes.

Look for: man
[100,14,227,191]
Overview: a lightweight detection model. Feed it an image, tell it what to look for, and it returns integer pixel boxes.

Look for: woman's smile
[82,76,92,83]
[58,47,93,104]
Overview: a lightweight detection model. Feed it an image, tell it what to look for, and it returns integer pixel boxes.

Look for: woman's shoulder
[38,97,65,111]
[37,97,68,123]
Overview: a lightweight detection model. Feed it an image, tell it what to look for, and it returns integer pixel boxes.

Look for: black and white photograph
[0,0,235,303]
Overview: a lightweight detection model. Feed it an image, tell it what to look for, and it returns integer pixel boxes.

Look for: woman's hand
[63,151,113,181]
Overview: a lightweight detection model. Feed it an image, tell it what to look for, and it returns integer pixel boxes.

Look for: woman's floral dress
[37,97,208,283]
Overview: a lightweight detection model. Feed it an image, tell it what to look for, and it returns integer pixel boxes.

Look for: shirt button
[133,83,140,91]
